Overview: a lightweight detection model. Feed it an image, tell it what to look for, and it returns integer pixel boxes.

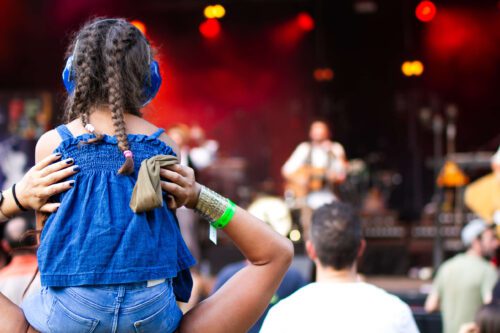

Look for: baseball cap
[492,146,500,165]
[461,219,488,247]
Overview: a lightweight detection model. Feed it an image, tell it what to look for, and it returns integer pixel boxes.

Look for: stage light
[131,20,147,36]
[289,229,301,242]
[416,1,437,22]
[402,60,424,77]
[314,68,334,82]
[402,61,413,77]
[213,4,226,19]
[199,19,221,39]
[412,61,424,76]
[297,12,315,31]
[204,4,226,19]
[204,6,214,18]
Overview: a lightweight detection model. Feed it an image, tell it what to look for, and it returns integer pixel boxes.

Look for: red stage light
[297,12,315,31]
[131,20,147,36]
[199,19,221,39]
[416,1,437,22]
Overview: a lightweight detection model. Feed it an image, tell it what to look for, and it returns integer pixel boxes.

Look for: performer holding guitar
[282,120,347,237]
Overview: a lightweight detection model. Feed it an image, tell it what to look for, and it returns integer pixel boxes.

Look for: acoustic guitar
[284,166,328,199]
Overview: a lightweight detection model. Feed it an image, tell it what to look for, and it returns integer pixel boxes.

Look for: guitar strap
[305,142,313,167]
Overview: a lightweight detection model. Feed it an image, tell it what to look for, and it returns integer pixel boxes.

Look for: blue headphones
[62,25,162,106]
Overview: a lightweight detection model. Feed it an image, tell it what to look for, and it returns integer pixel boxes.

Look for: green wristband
[211,200,236,229]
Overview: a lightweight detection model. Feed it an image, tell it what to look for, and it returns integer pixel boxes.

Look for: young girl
[21,18,197,332]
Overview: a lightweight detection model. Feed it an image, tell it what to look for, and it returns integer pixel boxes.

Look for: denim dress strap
[55,125,74,141]
[149,128,165,140]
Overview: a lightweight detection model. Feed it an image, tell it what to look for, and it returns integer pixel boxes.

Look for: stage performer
[282,120,347,238]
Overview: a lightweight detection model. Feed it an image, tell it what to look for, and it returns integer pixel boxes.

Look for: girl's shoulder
[126,115,179,156]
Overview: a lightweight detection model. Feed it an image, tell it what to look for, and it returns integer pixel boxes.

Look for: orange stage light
[130,20,147,36]
[314,68,334,82]
[416,1,437,22]
[402,60,424,77]
[204,6,215,19]
[412,61,424,76]
[213,5,226,19]
[199,19,221,39]
[204,4,226,19]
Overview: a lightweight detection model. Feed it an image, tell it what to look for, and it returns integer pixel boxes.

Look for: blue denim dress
[22,125,195,332]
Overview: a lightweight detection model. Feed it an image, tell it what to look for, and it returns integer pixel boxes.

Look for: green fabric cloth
[130,155,179,213]
[432,253,498,333]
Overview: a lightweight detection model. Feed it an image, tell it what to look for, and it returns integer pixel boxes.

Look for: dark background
[0,0,498,219]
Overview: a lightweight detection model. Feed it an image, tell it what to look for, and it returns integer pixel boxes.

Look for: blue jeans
[21,280,182,333]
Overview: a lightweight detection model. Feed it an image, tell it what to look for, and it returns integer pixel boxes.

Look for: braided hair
[64,18,154,174]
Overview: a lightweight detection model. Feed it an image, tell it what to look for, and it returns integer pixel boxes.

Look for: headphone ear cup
[142,60,162,106]
[62,55,76,94]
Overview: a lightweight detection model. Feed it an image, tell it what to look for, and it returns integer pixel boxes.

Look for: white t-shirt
[260,282,420,333]
[282,141,346,176]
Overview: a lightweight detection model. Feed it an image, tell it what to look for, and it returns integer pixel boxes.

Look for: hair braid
[62,18,154,173]
[66,30,93,123]
[105,22,135,174]
[67,24,105,144]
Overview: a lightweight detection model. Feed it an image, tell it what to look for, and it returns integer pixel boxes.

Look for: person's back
[262,281,416,333]
[34,113,192,288]
[433,253,498,333]
[21,18,195,333]
[426,219,499,333]
[261,202,419,333]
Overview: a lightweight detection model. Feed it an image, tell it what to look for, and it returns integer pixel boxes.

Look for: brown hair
[64,18,154,174]
[311,202,362,270]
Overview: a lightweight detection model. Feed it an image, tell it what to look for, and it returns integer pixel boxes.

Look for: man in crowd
[0,217,39,305]
[425,219,499,333]
[260,202,419,333]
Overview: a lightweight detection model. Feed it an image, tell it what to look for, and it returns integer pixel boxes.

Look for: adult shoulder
[293,141,311,151]
[35,129,62,161]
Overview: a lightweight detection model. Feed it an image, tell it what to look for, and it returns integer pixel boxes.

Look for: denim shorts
[21,280,183,333]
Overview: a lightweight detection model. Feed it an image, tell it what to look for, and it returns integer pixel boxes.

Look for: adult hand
[16,153,78,213]
[160,164,201,210]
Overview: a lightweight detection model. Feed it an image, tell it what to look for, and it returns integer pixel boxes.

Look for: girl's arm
[160,164,294,333]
